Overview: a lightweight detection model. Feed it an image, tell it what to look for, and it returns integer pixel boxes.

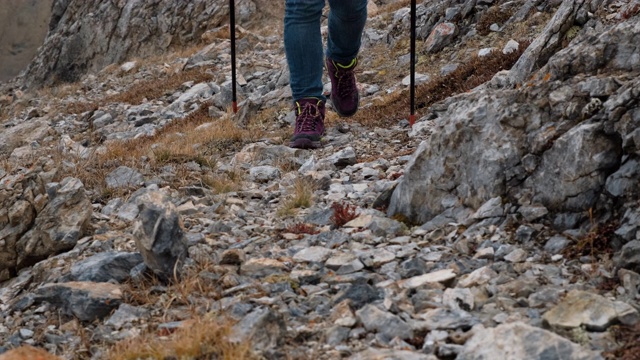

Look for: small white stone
[400,269,457,289]
[120,61,137,72]
[478,48,494,57]
[402,73,430,86]
[503,39,520,54]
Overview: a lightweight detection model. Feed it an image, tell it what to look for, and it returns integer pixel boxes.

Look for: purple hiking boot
[326,57,359,117]
[289,98,325,149]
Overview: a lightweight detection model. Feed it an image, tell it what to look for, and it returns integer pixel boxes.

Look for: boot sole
[289,137,322,149]
[331,93,359,118]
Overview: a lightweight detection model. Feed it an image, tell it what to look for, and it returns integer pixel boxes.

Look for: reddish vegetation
[563,221,619,260]
[284,222,321,235]
[331,202,359,228]
[605,323,640,360]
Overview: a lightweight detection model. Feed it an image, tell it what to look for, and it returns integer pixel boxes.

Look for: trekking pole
[409,0,416,127]
[229,0,238,113]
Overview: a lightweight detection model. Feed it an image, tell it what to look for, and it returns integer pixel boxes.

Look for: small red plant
[331,201,359,228]
[621,4,640,20]
[284,222,320,235]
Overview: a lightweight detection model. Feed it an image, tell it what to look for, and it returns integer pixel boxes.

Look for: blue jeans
[284,0,367,102]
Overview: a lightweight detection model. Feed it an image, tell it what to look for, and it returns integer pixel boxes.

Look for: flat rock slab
[416,308,480,331]
[69,251,143,283]
[400,269,457,289]
[356,304,413,340]
[241,258,286,277]
[457,322,603,360]
[293,246,333,263]
[350,348,437,360]
[543,290,639,331]
[33,282,122,322]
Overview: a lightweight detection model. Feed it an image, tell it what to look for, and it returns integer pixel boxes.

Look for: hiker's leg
[326,0,367,63]
[284,0,326,101]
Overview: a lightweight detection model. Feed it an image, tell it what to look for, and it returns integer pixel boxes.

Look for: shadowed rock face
[0,0,53,82]
[19,0,257,88]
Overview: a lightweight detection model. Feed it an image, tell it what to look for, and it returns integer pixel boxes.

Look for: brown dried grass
[477,5,515,36]
[66,68,213,114]
[107,317,254,360]
[351,39,530,128]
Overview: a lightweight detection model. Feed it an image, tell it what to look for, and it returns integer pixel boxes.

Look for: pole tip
[232,101,238,114]
[409,114,416,127]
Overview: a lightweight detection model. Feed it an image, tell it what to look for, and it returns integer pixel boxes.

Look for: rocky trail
[0,0,639,359]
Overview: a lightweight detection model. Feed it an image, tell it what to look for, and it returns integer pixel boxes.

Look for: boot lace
[333,62,357,98]
[295,101,321,132]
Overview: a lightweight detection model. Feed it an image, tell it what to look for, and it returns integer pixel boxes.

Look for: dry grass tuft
[477,5,515,36]
[563,220,618,261]
[66,68,213,114]
[0,346,62,360]
[277,178,315,217]
[604,322,640,360]
[112,259,253,360]
[64,104,263,201]
[107,316,254,360]
[202,169,245,195]
[352,40,530,128]
[379,0,411,14]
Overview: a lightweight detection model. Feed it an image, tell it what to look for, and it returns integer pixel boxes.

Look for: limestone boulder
[15,178,92,270]
[21,0,257,87]
[133,191,188,279]
[457,322,603,360]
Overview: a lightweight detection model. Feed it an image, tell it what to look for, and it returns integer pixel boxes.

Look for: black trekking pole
[229,0,238,113]
[409,0,416,127]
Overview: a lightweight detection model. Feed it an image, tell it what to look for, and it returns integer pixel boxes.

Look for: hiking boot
[289,98,325,149]
[326,57,359,117]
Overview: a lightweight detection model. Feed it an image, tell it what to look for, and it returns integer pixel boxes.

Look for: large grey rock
[105,166,144,189]
[69,252,143,283]
[249,166,281,183]
[614,240,640,273]
[231,307,286,352]
[21,0,257,87]
[105,303,150,330]
[356,304,413,340]
[615,208,640,243]
[15,177,91,270]
[388,6,640,229]
[543,17,640,82]
[33,282,122,322]
[544,235,571,254]
[542,290,639,332]
[387,90,526,225]
[457,322,603,360]
[424,22,457,53]
[0,119,51,156]
[133,191,188,279]
[508,0,593,85]
[523,122,621,212]
[388,82,621,228]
